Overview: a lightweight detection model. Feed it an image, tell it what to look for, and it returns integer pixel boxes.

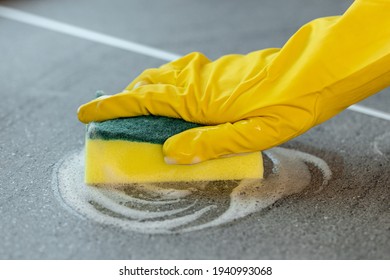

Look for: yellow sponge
[84,116,263,185]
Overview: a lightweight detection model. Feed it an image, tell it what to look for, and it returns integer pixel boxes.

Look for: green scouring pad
[85,116,264,185]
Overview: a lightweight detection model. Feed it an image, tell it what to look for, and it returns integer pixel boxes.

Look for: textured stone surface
[0,0,389,259]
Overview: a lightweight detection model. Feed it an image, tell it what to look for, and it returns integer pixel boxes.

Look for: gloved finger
[125,67,179,91]
[132,80,150,90]
[162,116,306,165]
[77,83,187,123]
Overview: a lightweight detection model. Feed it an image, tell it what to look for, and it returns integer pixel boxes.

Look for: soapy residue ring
[53,147,331,234]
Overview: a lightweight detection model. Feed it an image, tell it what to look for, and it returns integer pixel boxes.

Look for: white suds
[53,147,332,234]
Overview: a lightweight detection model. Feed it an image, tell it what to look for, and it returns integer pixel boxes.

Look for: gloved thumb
[162,117,297,164]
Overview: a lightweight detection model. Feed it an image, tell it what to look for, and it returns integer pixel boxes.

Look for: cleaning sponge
[85,116,263,185]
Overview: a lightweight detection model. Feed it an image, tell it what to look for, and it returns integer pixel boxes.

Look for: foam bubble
[52,147,331,234]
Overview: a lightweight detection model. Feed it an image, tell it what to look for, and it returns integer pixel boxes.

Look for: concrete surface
[0,0,389,259]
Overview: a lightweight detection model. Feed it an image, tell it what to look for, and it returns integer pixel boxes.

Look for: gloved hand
[78,0,390,164]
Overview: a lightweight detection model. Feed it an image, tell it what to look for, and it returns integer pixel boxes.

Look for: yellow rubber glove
[78,0,390,164]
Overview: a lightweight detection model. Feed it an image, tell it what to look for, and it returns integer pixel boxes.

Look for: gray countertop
[0,0,389,259]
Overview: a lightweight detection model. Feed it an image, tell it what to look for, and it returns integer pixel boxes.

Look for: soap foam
[53,147,332,234]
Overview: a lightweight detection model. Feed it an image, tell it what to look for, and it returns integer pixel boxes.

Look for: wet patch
[53,148,331,234]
